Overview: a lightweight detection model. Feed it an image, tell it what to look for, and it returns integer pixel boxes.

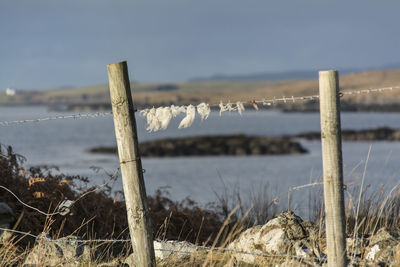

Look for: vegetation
[2,145,400,265]
[0,145,280,265]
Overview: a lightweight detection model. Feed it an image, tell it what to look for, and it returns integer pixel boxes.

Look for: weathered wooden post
[107,61,156,266]
[319,70,347,267]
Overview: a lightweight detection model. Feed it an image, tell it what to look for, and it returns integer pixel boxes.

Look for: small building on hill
[5,88,16,96]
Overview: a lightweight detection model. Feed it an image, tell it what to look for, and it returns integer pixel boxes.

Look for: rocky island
[89,134,308,157]
[89,126,400,157]
[296,126,400,141]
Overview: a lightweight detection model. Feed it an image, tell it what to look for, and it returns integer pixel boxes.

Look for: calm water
[1,106,400,216]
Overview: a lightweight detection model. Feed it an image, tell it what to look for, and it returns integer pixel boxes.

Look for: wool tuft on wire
[197,103,211,120]
[171,105,186,117]
[219,101,229,116]
[249,100,259,110]
[141,97,273,131]
[141,107,171,132]
[236,101,245,115]
[159,107,173,130]
[145,108,158,132]
[178,105,196,128]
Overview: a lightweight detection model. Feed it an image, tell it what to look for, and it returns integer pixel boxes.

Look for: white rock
[23,233,93,267]
[366,244,380,261]
[227,211,320,265]
[124,240,198,266]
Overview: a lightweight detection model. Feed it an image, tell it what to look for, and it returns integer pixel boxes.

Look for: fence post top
[319,70,338,75]
[107,61,128,67]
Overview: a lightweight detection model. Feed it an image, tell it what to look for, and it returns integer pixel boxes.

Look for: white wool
[146,107,162,132]
[140,109,149,116]
[196,103,211,121]
[159,107,172,130]
[263,101,272,106]
[219,101,228,116]
[171,105,186,117]
[251,101,259,110]
[153,107,164,131]
[178,105,196,129]
[226,102,236,112]
[236,102,245,115]
[146,108,156,123]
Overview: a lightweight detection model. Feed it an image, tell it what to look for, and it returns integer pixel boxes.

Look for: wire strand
[0,185,61,216]
[0,85,399,127]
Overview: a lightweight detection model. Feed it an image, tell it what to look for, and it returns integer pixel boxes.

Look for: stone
[124,240,199,266]
[277,259,316,266]
[227,211,324,265]
[346,237,366,259]
[23,233,93,266]
[89,135,308,157]
[365,228,400,262]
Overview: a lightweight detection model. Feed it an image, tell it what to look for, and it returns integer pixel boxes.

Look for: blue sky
[1,0,400,90]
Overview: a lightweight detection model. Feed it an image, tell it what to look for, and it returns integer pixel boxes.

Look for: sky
[1,0,400,90]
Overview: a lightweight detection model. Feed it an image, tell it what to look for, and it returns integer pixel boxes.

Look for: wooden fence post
[107,61,155,266]
[319,70,347,267]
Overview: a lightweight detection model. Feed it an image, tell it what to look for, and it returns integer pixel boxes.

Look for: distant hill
[189,69,362,82]
[190,70,318,82]
[2,69,400,111]
[189,65,400,82]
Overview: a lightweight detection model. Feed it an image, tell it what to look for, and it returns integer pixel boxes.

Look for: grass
[2,145,400,266]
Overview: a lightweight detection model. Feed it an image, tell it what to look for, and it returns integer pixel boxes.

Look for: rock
[124,240,199,266]
[89,135,308,157]
[276,258,316,266]
[0,202,15,242]
[154,240,198,260]
[227,211,324,265]
[23,233,94,266]
[346,237,366,258]
[365,228,400,263]
[297,126,400,142]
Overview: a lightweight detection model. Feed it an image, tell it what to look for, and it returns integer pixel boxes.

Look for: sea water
[1,106,400,218]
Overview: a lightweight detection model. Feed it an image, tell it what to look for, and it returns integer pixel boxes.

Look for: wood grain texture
[107,61,155,266]
[319,70,347,267]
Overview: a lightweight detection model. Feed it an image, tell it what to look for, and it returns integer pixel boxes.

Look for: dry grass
[2,144,400,266]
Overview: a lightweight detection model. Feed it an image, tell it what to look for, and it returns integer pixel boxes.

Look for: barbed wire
[0,227,37,239]
[0,111,112,126]
[341,85,400,96]
[288,182,323,192]
[0,167,120,217]
[0,185,62,217]
[154,246,325,263]
[0,85,398,128]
